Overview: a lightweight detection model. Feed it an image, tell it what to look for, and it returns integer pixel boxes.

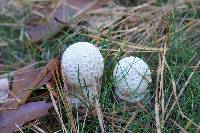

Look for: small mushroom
[61,42,104,106]
[0,78,9,102]
[113,56,152,103]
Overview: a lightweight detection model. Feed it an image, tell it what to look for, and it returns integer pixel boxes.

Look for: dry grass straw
[45,60,77,133]
[93,83,105,133]
[122,111,138,133]
[83,0,200,130]
[171,119,189,133]
[80,108,88,133]
[47,84,69,133]
[1,0,200,132]
[55,67,77,133]
[82,1,174,132]
[111,104,116,132]
[32,124,47,133]
[163,60,200,126]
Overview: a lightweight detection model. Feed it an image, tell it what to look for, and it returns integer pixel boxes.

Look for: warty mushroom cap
[61,42,104,87]
[113,56,151,103]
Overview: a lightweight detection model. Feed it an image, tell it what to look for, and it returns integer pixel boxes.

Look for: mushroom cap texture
[61,42,104,86]
[113,56,151,103]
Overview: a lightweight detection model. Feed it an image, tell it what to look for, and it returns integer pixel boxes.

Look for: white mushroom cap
[0,78,9,102]
[61,42,104,87]
[113,56,152,103]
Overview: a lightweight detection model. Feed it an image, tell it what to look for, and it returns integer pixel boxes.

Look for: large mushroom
[61,42,104,106]
[113,56,152,103]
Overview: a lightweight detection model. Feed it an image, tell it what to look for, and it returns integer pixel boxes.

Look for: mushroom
[61,42,104,106]
[113,56,152,103]
[0,78,9,102]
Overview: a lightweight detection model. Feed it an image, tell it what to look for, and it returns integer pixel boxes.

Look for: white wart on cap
[61,42,104,87]
[113,56,151,103]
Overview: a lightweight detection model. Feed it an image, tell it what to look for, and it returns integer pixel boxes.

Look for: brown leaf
[27,3,77,42]
[0,101,53,133]
[30,56,60,89]
[27,0,110,42]
[0,64,39,110]
[1,57,60,110]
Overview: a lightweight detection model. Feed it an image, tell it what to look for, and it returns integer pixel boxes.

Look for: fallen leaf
[0,101,53,133]
[26,3,77,42]
[30,56,60,89]
[72,0,122,32]
[0,64,39,110]
[1,57,60,111]
[26,0,110,42]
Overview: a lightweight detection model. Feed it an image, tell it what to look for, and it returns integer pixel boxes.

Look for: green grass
[0,1,200,133]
